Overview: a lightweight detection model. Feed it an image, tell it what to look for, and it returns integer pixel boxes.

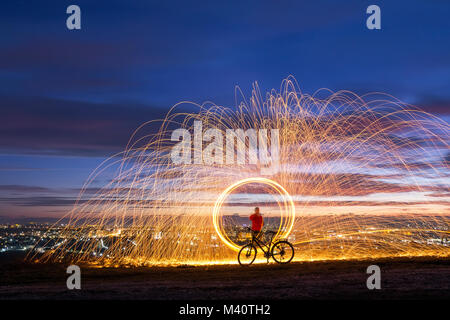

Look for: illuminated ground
[0,252,449,299]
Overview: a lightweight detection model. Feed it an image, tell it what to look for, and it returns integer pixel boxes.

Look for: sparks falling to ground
[29,78,450,266]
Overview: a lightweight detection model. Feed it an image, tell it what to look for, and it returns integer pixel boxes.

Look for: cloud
[0,185,51,193]
[444,153,450,167]
[0,167,49,171]
[417,99,450,115]
[0,96,169,156]
[0,196,82,207]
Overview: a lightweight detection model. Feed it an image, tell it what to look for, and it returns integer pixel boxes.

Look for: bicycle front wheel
[238,244,257,266]
[271,241,294,264]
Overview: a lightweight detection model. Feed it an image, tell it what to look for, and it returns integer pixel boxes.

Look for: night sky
[0,0,449,220]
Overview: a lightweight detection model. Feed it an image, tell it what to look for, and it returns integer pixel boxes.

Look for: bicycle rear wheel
[271,240,294,264]
[238,244,257,266]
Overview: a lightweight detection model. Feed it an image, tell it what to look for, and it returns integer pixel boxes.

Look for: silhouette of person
[249,207,264,239]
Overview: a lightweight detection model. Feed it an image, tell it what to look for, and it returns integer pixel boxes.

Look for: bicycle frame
[250,232,275,255]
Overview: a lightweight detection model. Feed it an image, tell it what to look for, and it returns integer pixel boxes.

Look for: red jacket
[250,213,263,231]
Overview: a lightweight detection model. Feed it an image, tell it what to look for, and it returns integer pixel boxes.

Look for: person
[249,207,264,239]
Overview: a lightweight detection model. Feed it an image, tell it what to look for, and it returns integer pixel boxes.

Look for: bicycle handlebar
[245,227,277,234]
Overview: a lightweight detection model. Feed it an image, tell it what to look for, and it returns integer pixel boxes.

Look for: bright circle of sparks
[212,177,296,251]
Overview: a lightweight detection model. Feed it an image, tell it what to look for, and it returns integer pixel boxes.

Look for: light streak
[28,77,449,266]
[212,177,295,251]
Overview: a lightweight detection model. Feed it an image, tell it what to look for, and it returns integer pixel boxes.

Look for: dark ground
[0,252,449,300]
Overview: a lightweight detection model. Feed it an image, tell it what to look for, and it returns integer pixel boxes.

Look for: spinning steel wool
[29,78,449,266]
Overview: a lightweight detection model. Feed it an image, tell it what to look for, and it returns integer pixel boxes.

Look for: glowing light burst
[212,177,295,251]
[29,77,450,266]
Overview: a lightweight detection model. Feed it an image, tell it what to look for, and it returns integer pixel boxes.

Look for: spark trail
[29,77,450,266]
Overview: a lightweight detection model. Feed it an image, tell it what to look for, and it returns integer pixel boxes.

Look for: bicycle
[238,227,294,265]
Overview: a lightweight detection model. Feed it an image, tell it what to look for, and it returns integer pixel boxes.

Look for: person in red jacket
[249,207,264,239]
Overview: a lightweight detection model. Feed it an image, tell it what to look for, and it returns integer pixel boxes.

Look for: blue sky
[0,0,449,220]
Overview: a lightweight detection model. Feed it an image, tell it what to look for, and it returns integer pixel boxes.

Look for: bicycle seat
[266,230,277,235]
